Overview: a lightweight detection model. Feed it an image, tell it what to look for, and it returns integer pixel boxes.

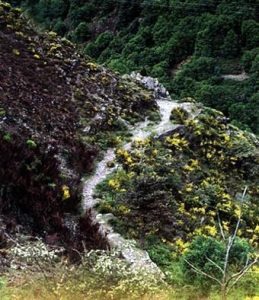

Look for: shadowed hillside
[0,1,156,256]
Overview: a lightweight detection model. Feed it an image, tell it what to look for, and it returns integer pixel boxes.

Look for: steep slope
[95,75,259,264]
[9,0,259,133]
[0,3,258,298]
[0,1,156,257]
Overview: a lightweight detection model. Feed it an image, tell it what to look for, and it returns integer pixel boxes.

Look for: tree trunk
[221,285,227,300]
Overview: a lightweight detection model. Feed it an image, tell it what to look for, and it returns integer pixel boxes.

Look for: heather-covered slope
[0,1,156,256]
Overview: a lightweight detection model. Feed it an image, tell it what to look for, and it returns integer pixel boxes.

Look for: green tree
[73,22,90,42]
[242,20,259,50]
[221,29,239,58]
[183,188,258,300]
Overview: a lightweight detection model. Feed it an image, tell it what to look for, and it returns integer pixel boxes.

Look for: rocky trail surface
[82,75,199,275]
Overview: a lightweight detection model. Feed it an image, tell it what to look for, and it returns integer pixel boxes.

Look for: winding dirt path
[222,71,249,81]
[82,97,198,274]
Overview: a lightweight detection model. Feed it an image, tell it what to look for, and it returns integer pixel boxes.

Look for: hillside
[9,0,259,134]
[97,95,259,251]
[0,1,156,256]
[0,2,259,299]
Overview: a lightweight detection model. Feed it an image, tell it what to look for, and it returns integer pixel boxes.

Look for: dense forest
[9,0,259,134]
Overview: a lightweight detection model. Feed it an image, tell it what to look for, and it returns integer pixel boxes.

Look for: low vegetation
[95,102,259,298]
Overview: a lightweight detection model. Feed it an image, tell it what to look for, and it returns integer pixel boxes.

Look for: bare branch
[226,255,249,286]
[223,236,232,281]
[188,186,253,299]
[241,186,248,203]
[226,257,258,294]
[217,212,226,241]
[232,186,247,243]
[205,255,224,275]
[231,186,247,244]
[4,232,19,246]
[184,259,222,285]
[223,186,248,282]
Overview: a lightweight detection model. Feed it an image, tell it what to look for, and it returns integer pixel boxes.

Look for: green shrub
[170,107,189,124]
[26,139,37,149]
[3,133,12,142]
[73,22,90,42]
[182,236,255,290]
[148,242,174,268]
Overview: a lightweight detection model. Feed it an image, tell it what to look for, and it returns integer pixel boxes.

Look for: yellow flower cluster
[234,205,241,218]
[217,196,234,213]
[117,204,131,215]
[254,225,259,234]
[190,207,206,215]
[33,53,40,59]
[108,178,120,190]
[185,183,194,193]
[175,238,189,253]
[116,148,135,166]
[249,233,258,247]
[204,225,217,237]
[183,159,199,172]
[62,185,70,200]
[178,203,185,213]
[117,148,129,157]
[222,221,229,231]
[193,228,204,236]
[165,133,189,150]
[86,62,98,71]
[133,137,149,146]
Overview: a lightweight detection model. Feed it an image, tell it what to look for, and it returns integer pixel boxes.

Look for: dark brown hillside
[0,1,156,258]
